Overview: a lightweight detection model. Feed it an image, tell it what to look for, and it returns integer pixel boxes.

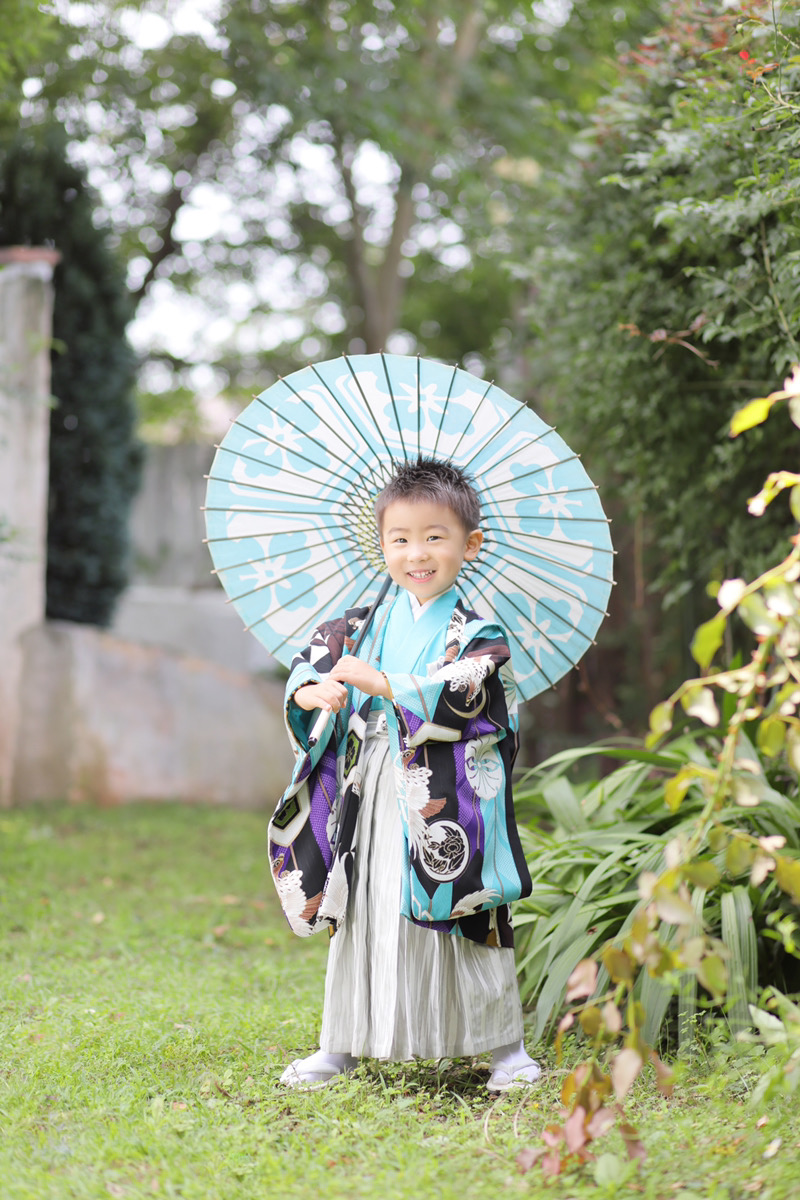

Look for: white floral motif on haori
[273,868,311,929]
[498,659,519,722]
[465,735,504,800]
[450,888,501,918]
[318,855,349,924]
[395,761,433,855]
[435,654,494,696]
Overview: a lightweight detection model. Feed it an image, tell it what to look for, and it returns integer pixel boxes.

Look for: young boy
[269,457,540,1090]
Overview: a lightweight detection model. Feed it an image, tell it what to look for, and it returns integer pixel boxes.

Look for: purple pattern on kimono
[309,748,338,866]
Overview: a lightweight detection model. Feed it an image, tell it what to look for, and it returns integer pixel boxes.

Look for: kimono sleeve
[284,617,349,754]
[382,631,512,749]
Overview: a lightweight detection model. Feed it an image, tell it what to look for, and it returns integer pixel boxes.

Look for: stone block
[12,622,294,809]
[111,583,277,673]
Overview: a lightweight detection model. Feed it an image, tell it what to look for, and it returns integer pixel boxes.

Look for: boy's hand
[329,658,391,699]
[293,679,349,714]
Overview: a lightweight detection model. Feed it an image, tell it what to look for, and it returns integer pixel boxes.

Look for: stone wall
[110,442,276,672]
[12,622,292,807]
[0,251,58,807]
[130,442,215,588]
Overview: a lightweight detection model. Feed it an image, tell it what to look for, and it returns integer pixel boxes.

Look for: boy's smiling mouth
[408,569,435,579]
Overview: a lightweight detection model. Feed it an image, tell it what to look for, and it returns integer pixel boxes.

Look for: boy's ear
[464,529,483,561]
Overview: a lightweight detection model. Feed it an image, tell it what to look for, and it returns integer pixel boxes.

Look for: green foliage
[0,1,61,130]
[514,732,800,1047]
[0,127,143,625]
[527,0,800,594]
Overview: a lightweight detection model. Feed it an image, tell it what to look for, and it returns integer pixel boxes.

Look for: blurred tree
[0,128,143,625]
[0,1,60,130]
[18,0,661,405]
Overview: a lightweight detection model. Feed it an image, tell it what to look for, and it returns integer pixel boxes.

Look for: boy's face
[378,498,483,603]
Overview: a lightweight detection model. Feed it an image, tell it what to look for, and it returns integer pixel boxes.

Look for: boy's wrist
[291,681,319,711]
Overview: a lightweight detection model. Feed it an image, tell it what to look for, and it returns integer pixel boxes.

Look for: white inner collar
[408,590,449,622]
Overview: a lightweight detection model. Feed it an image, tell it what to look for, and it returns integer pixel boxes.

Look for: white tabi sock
[487,1039,542,1092]
[278,1048,358,1088]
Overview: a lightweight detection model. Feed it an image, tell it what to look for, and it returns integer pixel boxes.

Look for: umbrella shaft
[307,573,393,748]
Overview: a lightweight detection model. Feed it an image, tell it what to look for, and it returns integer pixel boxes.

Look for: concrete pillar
[0,248,59,807]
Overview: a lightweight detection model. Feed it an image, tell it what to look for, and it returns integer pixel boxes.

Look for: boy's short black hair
[375,456,481,533]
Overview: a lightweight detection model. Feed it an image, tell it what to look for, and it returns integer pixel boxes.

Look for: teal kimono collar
[380,587,458,675]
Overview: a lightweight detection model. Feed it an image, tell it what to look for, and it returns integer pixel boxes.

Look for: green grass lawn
[1,804,798,1200]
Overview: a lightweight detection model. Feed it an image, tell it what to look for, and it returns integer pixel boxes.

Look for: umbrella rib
[307,362,390,497]
[204,525,350,544]
[484,513,612,529]
[212,443,351,498]
[463,563,561,687]
[211,532,354,575]
[452,580,545,688]
[488,455,582,492]
[432,363,460,461]
[205,492,383,528]
[467,561,576,681]
[482,525,614,553]
[380,351,409,461]
[474,548,608,627]
[343,354,397,465]
[453,572,556,686]
[266,573,383,662]
[277,373,379,484]
[447,377,495,464]
[241,562,347,627]
[304,365,384,487]
[230,417,361,486]
[205,470,351,500]
[220,516,379,599]
[204,504,337,515]
[491,484,601,501]
[480,541,614,587]
[250,387,367,479]
[459,402,548,475]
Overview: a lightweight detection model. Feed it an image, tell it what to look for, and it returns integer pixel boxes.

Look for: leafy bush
[514,731,800,1047]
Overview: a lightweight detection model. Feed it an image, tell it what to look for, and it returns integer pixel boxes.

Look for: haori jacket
[267,595,533,948]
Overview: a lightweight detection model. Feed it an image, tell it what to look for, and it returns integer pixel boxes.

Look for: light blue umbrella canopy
[204,353,613,702]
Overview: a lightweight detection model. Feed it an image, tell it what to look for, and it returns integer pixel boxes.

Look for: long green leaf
[533,927,614,1041]
[678,889,707,1049]
[541,775,587,832]
[721,886,757,1035]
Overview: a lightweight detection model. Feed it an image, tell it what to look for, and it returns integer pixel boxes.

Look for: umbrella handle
[308,700,332,748]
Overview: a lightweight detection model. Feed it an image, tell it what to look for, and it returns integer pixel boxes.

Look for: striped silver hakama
[319,710,524,1061]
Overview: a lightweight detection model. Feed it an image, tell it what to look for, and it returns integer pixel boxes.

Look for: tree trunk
[335,3,487,350]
